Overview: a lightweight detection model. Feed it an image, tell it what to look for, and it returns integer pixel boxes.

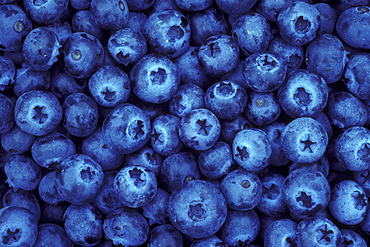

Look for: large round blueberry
[90,0,129,31]
[130,54,180,104]
[0,4,32,51]
[281,117,328,163]
[102,103,151,154]
[114,165,157,208]
[142,9,190,59]
[23,0,68,25]
[264,219,297,247]
[1,125,36,155]
[232,128,272,172]
[141,188,170,226]
[178,108,220,151]
[168,180,227,239]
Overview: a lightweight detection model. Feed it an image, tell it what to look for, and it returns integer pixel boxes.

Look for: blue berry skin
[261,122,290,167]
[0,206,38,247]
[62,93,99,137]
[168,180,227,239]
[23,0,68,24]
[179,108,221,151]
[188,6,230,46]
[0,56,16,91]
[268,36,304,72]
[55,154,104,205]
[22,27,61,71]
[220,169,262,211]
[102,103,151,154]
[219,114,254,145]
[4,154,41,192]
[90,0,129,31]
[205,81,248,120]
[175,0,212,11]
[282,168,331,217]
[124,11,148,32]
[160,151,201,192]
[232,12,273,56]
[150,114,184,157]
[221,59,247,89]
[92,171,125,215]
[142,188,170,226]
[244,91,281,127]
[1,125,36,155]
[313,111,333,141]
[296,216,341,247]
[61,32,104,79]
[0,93,14,134]
[190,235,227,247]
[63,204,103,246]
[314,3,337,34]
[103,208,149,246]
[219,209,260,246]
[148,224,183,247]
[264,219,298,247]
[277,1,321,46]
[281,117,328,163]
[72,10,105,41]
[242,51,287,92]
[124,145,162,176]
[335,126,370,171]
[13,64,51,97]
[0,182,8,208]
[0,4,32,52]
[325,92,367,129]
[336,6,370,49]
[108,28,147,66]
[114,165,157,208]
[82,127,125,171]
[33,223,73,247]
[289,155,330,178]
[232,128,272,172]
[38,171,63,205]
[305,34,347,84]
[89,65,131,108]
[198,141,234,179]
[169,83,205,119]
[3,188,41,222]
[142,9,190,59]
[340,229,367,247]
[354,169,370,197]
[44,20,72,45]
[198,34,240,77]
[215,0,257,16]
[329,180,368,225]
[31,132,76,170]
[126,0,154,11]
[278,70,329,118]
[257,174,288,217]
[70,0,90,10]
[130,54,180,104]
[343,53,370,100]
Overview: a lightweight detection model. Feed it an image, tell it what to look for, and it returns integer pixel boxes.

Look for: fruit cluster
[0,0,370,246]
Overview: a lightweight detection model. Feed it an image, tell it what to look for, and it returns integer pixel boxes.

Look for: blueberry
[0,93,14,134]
[282,168,331,217]
[13,64,51,97]
[340,229,367,247]
[38,171,63,205]
[168,180,227,238]
[329,180,368,225]
[0,56,16,91]
[215,0,257,17]
[33,223,73,247]
[205,80,248,120]
[102,103,151,154]
[197,34,240,77]
[124,145,162,176]
[281,117,328,163]
[314,3,337,34]
[142,188,170,226]
[232,12,273,56]
[108,28,147,66]
[169,83,205,118]
[242,51,287,92]
[147,224,183,246]
[31,132,76,170]
[190,235,227,247]
[40,201,70,226]
[220,168,262,211]
[142,9,191,59]
[232,128,272,172]
[63,204,103,246]
[103,208,149,246]
[72,10,105,41]
[70,0,91,10]
[264,219,298,247]
[0,4,32,52]
[289,154,330,178]
[124,11,148,32]
[44,20,72,45]
[62,92,99,137]
[219,114,254,145]
[90,0,129,31]
[1,125,36,155]
[23,0,68,25]
[268,36,304,71]
[277,1,321,45]
[179,108,220,151]
[55,154,104,205]
[125,0,154,11]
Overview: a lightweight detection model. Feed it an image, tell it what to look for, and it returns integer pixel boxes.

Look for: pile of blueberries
[1,0,370,246]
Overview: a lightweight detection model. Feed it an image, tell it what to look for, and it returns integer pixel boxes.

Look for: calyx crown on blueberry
[1,0,370,246]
